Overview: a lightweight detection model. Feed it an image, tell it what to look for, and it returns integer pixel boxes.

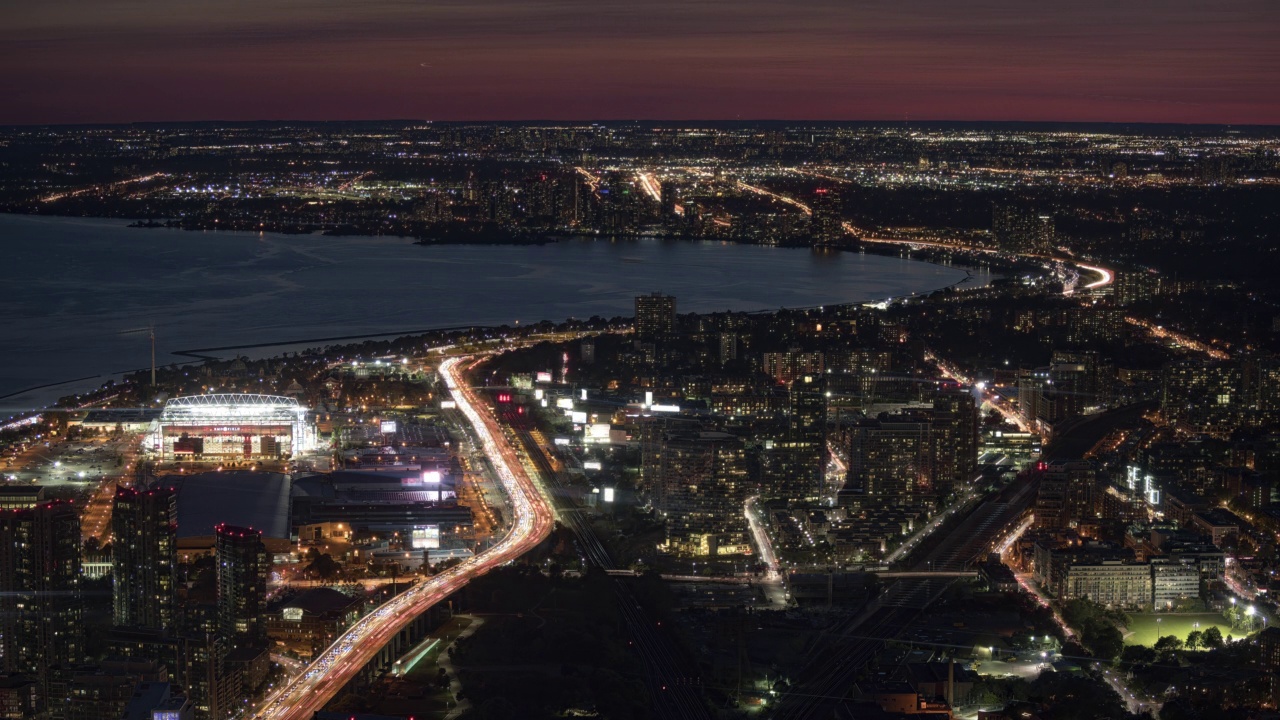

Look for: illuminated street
[0,101,1274,720]
[250,355,554,720]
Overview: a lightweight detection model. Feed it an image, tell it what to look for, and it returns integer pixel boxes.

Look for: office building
[121,682,191,720]
[66,659,168,720]
[265,588,363,660]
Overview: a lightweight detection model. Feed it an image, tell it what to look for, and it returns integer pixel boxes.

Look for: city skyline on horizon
[3,0,1278,126]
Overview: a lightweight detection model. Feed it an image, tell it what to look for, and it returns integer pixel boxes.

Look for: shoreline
[0,212,995,411]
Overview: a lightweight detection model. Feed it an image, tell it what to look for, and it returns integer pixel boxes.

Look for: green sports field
[1123,612,1246,647]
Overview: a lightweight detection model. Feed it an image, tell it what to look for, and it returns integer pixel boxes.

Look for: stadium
[149,394,316,460]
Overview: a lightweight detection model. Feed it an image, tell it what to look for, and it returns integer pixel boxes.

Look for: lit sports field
[1123,612,1244,647]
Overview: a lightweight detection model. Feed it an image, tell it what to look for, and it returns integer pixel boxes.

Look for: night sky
[3,0,1277,125]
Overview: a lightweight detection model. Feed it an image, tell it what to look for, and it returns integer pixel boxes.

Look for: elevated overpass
[251,356,555,719]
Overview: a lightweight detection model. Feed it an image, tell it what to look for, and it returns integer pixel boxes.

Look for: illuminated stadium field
[150,393,316,460]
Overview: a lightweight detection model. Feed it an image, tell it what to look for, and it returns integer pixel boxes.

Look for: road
[745,495,788,607]
[251,356,555,720]
[636,171,663,202]
[745,495,781,583]
[732,176,1114,295]
[2,431,142,544]
[1012,572,1153,715]
[1125,315,1230,360]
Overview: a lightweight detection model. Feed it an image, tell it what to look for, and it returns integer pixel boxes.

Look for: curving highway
[251,355,555,719]
[731,176,1114,295]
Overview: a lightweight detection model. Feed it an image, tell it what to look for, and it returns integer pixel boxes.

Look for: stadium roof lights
[165,393,301,408]
[159,394,308,423]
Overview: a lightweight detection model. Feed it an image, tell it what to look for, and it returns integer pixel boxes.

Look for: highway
[251,356,555,719]
[732,175,1115,295]
[745,495,781,583]
[636,171,663,202]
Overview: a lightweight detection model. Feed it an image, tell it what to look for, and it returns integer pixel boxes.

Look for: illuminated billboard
[422,470,442,484]
[380,420,398,434]
[411,525,441,549]
[536,371,553,383]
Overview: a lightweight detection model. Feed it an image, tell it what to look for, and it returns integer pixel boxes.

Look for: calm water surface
[0,213,984,409]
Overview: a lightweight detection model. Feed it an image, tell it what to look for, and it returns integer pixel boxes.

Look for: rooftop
[280,587,363,616]
[171,471,291,539]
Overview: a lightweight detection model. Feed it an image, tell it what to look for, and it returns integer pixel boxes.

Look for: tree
[307,552,341,580]
[1087,623,1124,660]
[1153,635,1183,660]
[1225,605,1245,630]
[1185,629,1202,650]
[1153,635,1182,651]
[1201,626,1224,649]
[1026,673,1128,720]
[1120,645,1157,665]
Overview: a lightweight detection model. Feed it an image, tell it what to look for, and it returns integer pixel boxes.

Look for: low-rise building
[1151,560,1201,609]
[1063,560,1152,607]
[266,588,364,660]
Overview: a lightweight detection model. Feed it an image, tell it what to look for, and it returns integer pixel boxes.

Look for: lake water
[0,213,984,410]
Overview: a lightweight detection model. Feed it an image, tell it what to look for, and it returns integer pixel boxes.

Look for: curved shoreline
[0,214,991,409]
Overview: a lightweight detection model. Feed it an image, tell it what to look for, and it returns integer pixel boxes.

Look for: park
[1123,610,1262,647]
